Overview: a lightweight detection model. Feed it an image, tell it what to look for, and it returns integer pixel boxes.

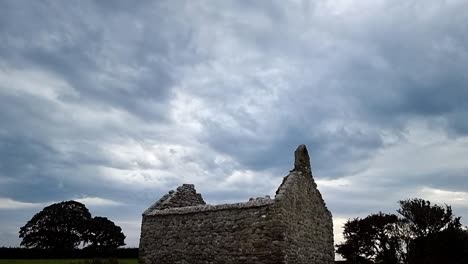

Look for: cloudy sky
[1,0,468,249]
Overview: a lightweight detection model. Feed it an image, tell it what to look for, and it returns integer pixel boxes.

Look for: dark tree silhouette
[338,198,468,264]
[86,216,126,249]
[336,212,400,264]
[19,201,92,249]
[407,226,468,264]
[19,200,126,250]
[397,198,460,239]
[398,198,466,264]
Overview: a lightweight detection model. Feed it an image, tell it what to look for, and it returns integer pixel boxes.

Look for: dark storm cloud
[186,0,468,182]
[202,120,383,177]
[0,0,184,187]
[0,130,126,202]
[334,2,468,134]
[0,0,177,121]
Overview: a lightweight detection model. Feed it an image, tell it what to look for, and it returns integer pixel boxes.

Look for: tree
[336,212,400,264]
[406,226,468,264]
[86,216,126,250]
[19,200,126,250]
[19,201,92,249]
[397,198,460,239]
[397,198,466,264]
[337,198,467,264]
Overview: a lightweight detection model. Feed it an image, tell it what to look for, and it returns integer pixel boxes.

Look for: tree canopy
[19,200,125,250]
[86,216,126,249]
[398,198,460,238]
[337,212,400,264]
[337,198,467,264]
[19,201,91,249]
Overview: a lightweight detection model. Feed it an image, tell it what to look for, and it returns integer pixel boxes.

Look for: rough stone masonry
[139,145,334,264]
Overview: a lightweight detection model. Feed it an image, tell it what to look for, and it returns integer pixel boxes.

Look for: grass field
[0,260,138,264]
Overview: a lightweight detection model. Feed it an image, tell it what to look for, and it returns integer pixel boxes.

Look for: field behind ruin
[0,260,138,264]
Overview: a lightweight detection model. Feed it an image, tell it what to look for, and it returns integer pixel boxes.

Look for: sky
[1,0,468,249]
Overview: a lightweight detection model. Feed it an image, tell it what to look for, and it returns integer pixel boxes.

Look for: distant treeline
[0,247,138,259]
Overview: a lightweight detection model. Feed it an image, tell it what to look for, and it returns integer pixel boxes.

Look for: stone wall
[140,202,283,264]
[139,145,334,264]
[274,145,334,263]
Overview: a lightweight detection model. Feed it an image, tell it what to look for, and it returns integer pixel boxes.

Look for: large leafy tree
[19,201,92,249]
[337,198,467,264]
[19,200,126,250]
[397,198,461,239]
[407,226,468,264]
[398,198,466,264]
[86,216,126,249]
[336,212,400,264]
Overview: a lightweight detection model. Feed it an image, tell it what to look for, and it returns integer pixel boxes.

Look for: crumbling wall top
[145,196,273,216]
[143,183,205,215]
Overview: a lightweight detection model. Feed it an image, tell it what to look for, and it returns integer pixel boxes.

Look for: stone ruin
[139,145,334,264]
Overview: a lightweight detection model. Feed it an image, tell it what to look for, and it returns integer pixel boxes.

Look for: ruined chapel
[139,145,334,264]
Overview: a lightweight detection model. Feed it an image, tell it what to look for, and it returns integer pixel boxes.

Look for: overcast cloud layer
[1,0,468,248]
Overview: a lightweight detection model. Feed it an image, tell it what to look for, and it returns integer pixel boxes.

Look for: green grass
[0,260,138,264]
